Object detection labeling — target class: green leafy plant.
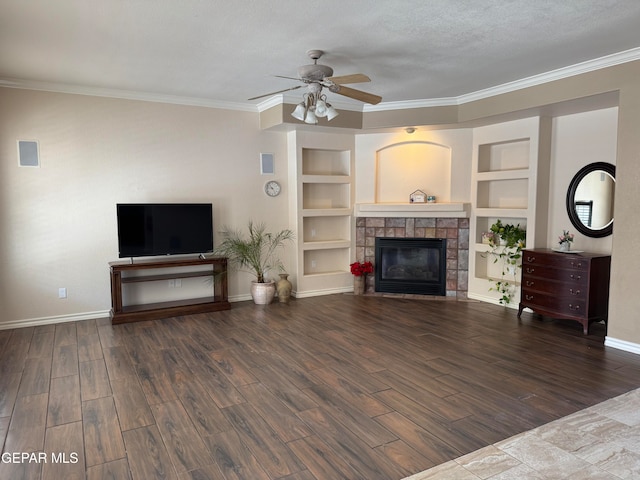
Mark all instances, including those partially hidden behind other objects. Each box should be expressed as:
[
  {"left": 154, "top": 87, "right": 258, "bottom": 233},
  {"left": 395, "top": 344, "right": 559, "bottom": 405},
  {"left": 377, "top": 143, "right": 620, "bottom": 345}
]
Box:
[
  {"left": 484, "top": 220, "right": 526, "bottom": 305},
  {"left": 214, "top": 221, "right": 294, "bottom": 283}
]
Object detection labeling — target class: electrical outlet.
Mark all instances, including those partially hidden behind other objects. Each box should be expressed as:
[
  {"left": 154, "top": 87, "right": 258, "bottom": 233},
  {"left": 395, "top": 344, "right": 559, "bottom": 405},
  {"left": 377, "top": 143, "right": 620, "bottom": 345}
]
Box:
[
  {"left": 58, "top": 287, "right": 67, "bottom": 299},
  {"left": 311, "top": 228, "right": 316, "bottom": 237},
  {"left": 175, "top": 279, "right": 181, "bottom": 288},
  {"left": 168, "top": 279, "right": 175, "bottom": 288},
  {"left": 311, "top": 260, "right": 317, "bottom": 269}
]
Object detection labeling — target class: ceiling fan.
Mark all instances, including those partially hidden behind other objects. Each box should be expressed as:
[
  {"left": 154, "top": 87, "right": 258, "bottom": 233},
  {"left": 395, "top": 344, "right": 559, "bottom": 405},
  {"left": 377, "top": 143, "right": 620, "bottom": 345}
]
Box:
[{"left": 248, "top": 50, "right": 382, "bottom": 124}]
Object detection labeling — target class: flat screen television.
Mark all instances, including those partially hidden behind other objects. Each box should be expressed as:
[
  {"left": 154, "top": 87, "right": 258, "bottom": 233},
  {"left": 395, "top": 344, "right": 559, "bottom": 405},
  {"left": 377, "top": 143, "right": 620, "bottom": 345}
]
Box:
[{"left": 117, "top": 203, "right": 213, "bottom": 258}]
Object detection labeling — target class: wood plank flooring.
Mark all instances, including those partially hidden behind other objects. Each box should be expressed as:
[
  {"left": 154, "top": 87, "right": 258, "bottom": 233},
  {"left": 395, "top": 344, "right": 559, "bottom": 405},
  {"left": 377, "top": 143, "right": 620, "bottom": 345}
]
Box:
[{"left": 2, "top": 294, "right": 640, "bottom": 479}]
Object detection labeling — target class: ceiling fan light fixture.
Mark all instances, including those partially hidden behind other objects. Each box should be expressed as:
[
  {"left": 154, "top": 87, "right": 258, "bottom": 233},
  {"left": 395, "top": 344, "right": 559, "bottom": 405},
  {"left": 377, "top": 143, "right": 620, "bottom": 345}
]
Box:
[
  {"left": 315, "top": 98, "right": 328, "bottom": 118},
  {"left": 291, "top": 102, "right": 306, "bottom": 121},
  {"left": 304, "top": 109, "right": 318, "bottom": 124},
  {"left": 325, "top": 104, "right": 339, "bottom": 121}
]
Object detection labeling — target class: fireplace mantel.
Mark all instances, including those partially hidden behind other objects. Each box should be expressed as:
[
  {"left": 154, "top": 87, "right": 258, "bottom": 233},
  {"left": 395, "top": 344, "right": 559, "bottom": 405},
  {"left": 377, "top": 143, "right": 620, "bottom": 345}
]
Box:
[{"left": 355, "top": 202, "right": 469, "bottom": 218}]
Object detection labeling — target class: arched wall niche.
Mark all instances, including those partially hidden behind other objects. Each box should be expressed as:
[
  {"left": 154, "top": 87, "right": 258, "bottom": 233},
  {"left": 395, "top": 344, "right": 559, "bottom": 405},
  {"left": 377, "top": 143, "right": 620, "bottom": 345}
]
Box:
[{"left": 375, "top": 141, "right": 452, "bottom": 203}]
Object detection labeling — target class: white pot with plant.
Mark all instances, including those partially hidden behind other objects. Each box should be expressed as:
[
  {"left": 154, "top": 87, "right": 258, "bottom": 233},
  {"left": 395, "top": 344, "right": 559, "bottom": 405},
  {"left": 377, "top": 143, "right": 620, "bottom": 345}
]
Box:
[{"left": 214, "top": 221, "right": 294, "bottom": 304}]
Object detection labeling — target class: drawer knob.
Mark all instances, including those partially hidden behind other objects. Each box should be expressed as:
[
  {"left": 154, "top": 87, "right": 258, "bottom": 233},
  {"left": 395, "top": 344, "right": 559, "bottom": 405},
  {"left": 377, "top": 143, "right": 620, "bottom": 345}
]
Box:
[
  {"left": 526, "top": 280, "right": 535, "bottom": 287},
  {"left": 569, "top": 288, "right": 581, "bottom": 295},
  {"left": 570, "top": 261, "right": 583, "bottom": 268},
  {"left": 526, "top": 268, "right": 535, "bottom": 274},
  {"left": 570, "top": 274, "right": 582, "bottom": 281},
  {"left": 569, "top": 304, "right": 580, "bottom": 311},
  {"left": 525, "top": 294, "right": 534, "bottom": 301},
  {"left": 527, "top": 256, "right": 536, "bottom": 263}
]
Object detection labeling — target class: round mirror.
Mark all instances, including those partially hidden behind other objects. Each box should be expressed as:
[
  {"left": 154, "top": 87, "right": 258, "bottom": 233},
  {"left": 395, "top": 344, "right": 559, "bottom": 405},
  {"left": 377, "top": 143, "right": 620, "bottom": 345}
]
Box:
[{"left": 566, "top": 162, "right": 615, "bottom": 238}]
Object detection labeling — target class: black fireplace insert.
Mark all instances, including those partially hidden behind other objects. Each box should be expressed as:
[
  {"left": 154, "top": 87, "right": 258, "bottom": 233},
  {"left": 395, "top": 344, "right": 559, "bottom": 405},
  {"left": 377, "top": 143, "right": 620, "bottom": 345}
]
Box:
[{"left": 375, "top": 237, "right": 446, "bottom": 295}]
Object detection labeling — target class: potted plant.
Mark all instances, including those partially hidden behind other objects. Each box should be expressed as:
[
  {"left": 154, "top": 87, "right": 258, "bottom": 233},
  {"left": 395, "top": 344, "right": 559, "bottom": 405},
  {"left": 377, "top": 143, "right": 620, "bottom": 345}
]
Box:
[
  {"left": 214, "top": 221, "right": 294, "bottom": 304},
  {"left": 484, "top": 220, "right": 526, "bottom": 305}
]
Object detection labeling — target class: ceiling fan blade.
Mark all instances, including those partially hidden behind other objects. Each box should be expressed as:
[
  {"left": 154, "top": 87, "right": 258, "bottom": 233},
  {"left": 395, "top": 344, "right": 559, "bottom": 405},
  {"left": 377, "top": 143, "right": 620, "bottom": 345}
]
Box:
[
  {"left": 274, "top": 75, "right": 305, "bottom": 82},
  {"left": 247, "top": 85, "right": 303, "bottom": 101},
  {"left": 333, "top": 85, "right": 382, "bottom": 105},
  {"left": 325, "top": 73, "right": 371, "bottom": 84}
]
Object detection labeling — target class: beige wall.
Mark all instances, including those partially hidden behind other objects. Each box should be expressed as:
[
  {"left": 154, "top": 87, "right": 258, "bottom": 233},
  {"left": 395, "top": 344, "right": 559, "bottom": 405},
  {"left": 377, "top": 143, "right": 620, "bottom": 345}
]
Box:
[
  {"left": 355, "top": 129, "right": 473, "bottom": 204},
  {"left": 1, "top": 60, "right": 639, "bottom": 349},
  {"left": 608, "top": 82, "right": 640, "bottom": 347},
  {"left": 548, "top": 107, "right": 618, "bottom": 254},
  {"left": 0, "top": 89, "right": 291, "bottom": 324}
]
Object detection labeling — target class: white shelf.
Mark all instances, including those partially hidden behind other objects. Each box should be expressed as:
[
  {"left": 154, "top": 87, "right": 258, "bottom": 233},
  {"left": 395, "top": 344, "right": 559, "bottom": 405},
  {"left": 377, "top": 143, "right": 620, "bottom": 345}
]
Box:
[
  {"left": 302, "top": 208, "right": 353, "bottom": 217},
  {"left": 355, "top": 202, "right": 469, "bottom": 218},
  {"left": 474, "top": 208, "right": 529, "bottom": 218},
  {"left": 303, "top": 240, "right": 351, "bottom": 250},
  {"left": 476, "top": 168, "right": 529, "bottom": 182},
  {"left": 302, "top": 270, "right": 350, "bottom": 278},
  {"left": 301, "top": 174, "right": 351, "bottom": 184}
]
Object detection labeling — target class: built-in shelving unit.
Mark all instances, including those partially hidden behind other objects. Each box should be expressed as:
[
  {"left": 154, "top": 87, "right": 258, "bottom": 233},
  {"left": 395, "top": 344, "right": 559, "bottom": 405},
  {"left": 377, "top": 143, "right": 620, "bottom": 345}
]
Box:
[
  {"left": 288, "top": 132, "right": 355, "bottom": 297},
  {"left": 468, "top": 117, "right": 551, "bottom": 307}
]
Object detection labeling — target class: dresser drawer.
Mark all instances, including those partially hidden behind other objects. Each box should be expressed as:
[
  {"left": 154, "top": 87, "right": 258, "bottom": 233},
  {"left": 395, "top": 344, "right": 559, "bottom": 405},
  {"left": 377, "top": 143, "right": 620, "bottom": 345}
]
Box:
[
  {"left": 521, "top": 278, "right": 586, "bottom": 298},
  {"left": 522, "top": 264, "right": 588, "bottom": 285},
  {"left": 521, "top": 289, "right": 586, "bottom": 317},
  {"left": 522, "top": 252, "right": 589, "bottom": 271}
]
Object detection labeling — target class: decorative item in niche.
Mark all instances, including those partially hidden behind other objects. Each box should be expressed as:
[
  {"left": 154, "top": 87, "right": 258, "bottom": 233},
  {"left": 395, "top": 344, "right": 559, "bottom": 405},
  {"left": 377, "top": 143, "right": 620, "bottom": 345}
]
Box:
[
  {"left": 481, "top": 232, "right": 494, "bottom": 245},
  {"left": 410, "top": 190, "right": 426, "bottom": 203},
  {"left": 427, "top": 195, "right": 436, "bottom": 203}
]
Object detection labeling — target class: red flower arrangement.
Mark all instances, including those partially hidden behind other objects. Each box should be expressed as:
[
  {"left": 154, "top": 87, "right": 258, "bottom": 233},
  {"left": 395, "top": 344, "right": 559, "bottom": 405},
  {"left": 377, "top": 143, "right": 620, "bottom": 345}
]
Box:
[{"left": 350, "top": 261, "right": 373, "bottom": 277}]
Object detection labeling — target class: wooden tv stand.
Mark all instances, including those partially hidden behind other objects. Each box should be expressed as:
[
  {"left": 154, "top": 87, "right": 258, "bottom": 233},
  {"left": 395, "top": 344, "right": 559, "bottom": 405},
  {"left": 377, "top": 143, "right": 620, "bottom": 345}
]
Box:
[{"left": 109, "top": 256, "right": 230, "bottom": 324}]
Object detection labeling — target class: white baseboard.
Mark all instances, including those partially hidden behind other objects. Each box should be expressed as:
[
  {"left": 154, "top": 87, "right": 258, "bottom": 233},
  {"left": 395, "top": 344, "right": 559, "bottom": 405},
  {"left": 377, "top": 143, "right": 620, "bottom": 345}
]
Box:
[
  {"left": 293, "top": 286, "right": 353, "bottom": 298},
  {"left": 604, "top": 336, "right": 640, "bottom": 355},
  {"left": 228, "top": 293, "right": 253, "bottom": 302},
  {"left": 466, "top": 292, "right": 519, "bottom": 310},
  {"left": 0, "top": 310, "right": 111, "bottom": 330}
]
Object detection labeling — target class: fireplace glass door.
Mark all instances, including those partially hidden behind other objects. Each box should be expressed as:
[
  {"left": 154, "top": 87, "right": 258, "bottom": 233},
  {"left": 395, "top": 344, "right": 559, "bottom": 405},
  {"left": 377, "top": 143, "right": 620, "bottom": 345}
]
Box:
[{"left": 375, "top": 237, "right": 446, "bottom": 295}]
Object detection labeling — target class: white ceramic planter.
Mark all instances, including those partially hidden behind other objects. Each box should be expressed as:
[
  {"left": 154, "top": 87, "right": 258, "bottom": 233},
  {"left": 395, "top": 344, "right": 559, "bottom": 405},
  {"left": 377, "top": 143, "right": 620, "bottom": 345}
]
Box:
[{"left": 250, "top": 281, "right": 276, "bottom": 304}]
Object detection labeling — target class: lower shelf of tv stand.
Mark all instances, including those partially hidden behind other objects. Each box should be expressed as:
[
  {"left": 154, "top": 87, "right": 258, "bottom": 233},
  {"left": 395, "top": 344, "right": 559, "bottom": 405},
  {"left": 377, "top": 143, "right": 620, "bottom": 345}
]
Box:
[{"left": 111, "top": 296, "right": 231, "bottom": 324}]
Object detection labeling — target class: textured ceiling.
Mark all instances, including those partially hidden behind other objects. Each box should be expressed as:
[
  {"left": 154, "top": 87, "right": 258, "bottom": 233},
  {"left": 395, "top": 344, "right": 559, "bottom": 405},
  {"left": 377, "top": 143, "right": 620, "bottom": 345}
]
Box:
[{"left": 2, "top": 0, "right": 640, "bottom": 109}]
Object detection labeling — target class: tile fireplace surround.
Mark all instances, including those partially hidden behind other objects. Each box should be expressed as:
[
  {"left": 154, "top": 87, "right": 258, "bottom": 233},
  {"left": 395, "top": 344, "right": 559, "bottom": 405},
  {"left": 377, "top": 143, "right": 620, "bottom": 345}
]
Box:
[{"left": 355, "top": 217, "right": 469, "bottom": 298}]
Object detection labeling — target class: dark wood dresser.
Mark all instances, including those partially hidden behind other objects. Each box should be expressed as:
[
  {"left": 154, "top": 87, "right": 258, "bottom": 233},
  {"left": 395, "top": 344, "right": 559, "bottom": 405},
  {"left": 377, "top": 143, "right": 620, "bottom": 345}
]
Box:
[{"left": 518, "top": 249, "right": 611, "bottom": 334}]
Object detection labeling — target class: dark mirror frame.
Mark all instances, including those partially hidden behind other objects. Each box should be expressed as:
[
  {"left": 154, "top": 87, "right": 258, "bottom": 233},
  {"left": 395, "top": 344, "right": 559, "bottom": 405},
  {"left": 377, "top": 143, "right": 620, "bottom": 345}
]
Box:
[{"left": 566, "top": 161, "right": 615, "bottom": 238}]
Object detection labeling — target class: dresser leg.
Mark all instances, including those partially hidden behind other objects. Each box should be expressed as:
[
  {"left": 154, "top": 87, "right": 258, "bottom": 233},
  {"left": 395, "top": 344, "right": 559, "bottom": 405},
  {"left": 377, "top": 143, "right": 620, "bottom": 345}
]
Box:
[{"left": 517, "top": 304, "right": 524, "bottom": 318}]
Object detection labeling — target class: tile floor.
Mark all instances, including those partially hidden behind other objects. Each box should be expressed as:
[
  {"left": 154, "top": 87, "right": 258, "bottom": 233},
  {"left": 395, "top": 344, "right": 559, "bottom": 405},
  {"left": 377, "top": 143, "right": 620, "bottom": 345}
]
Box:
[{"left": 404, "top": 387, "right": 640, "bottom": 479}]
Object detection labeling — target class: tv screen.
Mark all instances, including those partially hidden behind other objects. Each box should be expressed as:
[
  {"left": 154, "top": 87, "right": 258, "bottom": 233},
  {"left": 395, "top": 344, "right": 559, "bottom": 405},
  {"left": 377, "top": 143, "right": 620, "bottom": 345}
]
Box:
[{"left": 117, "top": 203, "right": 213, "bottom": 258}]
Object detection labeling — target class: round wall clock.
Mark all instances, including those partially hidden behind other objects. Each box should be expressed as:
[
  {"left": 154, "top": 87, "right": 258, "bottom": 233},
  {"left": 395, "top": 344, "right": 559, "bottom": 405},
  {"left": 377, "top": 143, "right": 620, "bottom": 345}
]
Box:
[{"left": 264, "top": 180, "right": 281, "bottom": 197}]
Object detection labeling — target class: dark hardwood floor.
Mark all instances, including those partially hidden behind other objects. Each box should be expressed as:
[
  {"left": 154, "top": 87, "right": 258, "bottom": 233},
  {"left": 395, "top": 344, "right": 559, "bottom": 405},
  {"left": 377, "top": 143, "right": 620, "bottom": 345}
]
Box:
[{"left": 2, "top": 294, "right": 640, "bottom": 480}]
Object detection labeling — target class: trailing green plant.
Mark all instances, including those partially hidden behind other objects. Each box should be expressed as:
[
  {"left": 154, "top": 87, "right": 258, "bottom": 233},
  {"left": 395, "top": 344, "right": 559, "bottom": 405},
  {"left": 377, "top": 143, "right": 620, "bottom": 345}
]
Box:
[
  {"left": 483, "top": 220, "right": 526, "bottom": 305},
  {"left": 214, "top": 221, "right": 294, "bottom": 283}
]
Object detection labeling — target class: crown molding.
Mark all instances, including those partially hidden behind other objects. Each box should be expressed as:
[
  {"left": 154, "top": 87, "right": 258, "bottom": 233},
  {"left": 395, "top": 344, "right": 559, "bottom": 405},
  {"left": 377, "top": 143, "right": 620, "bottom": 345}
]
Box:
[
  {"left": 364, "top": 46, "right": 640, "bottom": 112},
  {"left": 0, "top": 78, "right": 258, "bottom": 112},
  {"left": 363, "top": 96, "right": 459, "bottom": 112},
  {"left": 3, "top": 47, "right": 640, "bottom": 113},
  {"left": 456, "top": 46, "right": 640, "bottom": 105}
]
